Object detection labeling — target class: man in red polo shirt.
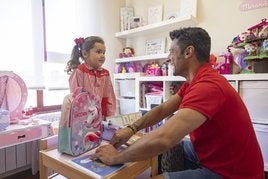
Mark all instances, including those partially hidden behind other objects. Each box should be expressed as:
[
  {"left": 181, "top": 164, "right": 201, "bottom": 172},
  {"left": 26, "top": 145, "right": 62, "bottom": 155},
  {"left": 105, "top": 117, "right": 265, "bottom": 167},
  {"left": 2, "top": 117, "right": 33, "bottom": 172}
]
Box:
[{"left": 94, "top": 27, "right": 264, "bottom": 179}]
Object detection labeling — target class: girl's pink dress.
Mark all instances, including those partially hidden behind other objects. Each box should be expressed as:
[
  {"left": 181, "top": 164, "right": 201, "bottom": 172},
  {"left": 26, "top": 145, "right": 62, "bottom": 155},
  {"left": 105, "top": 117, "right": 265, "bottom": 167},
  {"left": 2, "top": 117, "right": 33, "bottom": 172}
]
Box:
[{"left": 69, "top": 63, "right": 116, "bottom": 118}]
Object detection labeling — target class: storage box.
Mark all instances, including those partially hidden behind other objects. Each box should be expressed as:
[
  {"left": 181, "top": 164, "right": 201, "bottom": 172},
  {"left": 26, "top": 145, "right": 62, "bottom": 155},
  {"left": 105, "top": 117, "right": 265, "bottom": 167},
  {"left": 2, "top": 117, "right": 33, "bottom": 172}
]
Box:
[
  {"left": 145, "top": 92, "right": 163, "bottom": 109},
  {"left": 118, "top": 98, "right": 136, "bottom": 114},
  {"left": 239, "top": 81, "right": 268, "bottom": 122},
  {"left": 253, "top": 123, "right": 268, "bottom": 171},
  {"left": 119, "top": 80, "right": 135, "bottom": 97}
]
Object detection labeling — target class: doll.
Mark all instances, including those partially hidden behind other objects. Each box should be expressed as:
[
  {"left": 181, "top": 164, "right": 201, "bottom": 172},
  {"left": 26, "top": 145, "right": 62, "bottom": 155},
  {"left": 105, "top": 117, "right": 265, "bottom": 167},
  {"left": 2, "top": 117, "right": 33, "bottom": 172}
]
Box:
[{"left": 119, "top": 47, "right": 135, "bottom": 58}]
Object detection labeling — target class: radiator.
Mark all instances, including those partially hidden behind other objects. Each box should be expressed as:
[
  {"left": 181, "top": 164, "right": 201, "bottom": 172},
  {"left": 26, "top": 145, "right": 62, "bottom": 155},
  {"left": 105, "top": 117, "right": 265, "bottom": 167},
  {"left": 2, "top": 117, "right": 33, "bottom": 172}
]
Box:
[{"left": 0, "top": 141, "right": 37, "bottom": 178}]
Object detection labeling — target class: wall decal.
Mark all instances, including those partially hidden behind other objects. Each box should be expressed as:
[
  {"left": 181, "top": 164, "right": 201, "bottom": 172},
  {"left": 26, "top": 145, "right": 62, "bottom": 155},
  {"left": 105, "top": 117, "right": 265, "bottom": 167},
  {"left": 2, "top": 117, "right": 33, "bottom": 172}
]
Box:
[{"left": 240, "top": 0, "right": 268, "bottom": 11}]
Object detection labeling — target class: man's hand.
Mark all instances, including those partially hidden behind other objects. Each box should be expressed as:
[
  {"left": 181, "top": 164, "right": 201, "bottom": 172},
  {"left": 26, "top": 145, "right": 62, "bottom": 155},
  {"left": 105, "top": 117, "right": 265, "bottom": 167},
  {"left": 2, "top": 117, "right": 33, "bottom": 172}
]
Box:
[
  {"left": 93, "top": 144, "right": 120, "bottom": 165},
  {"left": 110, "top": 127, "right": 133, "bottom": 148}
]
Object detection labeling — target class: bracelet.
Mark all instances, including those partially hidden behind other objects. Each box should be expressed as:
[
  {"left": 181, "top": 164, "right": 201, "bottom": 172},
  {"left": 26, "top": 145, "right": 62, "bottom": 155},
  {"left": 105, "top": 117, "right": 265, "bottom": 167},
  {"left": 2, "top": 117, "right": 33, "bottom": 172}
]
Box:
[{"left": 126, "top": 125, "right": 137, "bottom": 134}]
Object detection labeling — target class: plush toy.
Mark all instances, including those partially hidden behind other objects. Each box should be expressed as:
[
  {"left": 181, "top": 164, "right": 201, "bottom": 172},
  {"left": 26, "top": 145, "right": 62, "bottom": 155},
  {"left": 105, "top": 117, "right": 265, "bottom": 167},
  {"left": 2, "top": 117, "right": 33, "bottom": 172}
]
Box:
[
  {"left": 244, "top": 42, "right": 258, "bottom": 56},
  {"left": 119, "top": 47, "right": 135, "bottom": 58},
  {"left": 258, "top": 24, "right": 268, "bottom": 39},
  {"left": 260, "top": 39, "right": 268, "bottom": 55}
]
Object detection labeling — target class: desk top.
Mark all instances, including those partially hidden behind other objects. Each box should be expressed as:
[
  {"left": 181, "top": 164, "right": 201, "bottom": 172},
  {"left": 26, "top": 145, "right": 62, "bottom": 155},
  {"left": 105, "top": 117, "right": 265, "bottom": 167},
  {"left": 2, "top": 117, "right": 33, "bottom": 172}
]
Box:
[
  {"left": 0, "top": 118, "right": 51, "bottom": 134},
  {"left": 40, "top": 141, "right": 152, "bottom": 179}
]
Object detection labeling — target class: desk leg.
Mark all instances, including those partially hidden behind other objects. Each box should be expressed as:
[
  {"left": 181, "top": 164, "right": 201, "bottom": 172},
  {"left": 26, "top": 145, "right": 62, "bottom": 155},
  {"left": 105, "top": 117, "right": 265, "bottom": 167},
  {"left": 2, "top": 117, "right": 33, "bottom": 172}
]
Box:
[
  {"left": 39, "top": 152, "right": 48, "bottom": 179},
  {"left": 151, "top": 156, "right": 158, "bottom": 177}
]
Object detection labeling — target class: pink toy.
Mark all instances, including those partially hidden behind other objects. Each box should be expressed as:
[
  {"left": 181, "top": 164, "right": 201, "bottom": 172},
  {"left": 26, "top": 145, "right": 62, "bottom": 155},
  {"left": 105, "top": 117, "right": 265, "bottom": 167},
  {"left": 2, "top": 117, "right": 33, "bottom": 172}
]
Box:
[
  {"left": 248, "top": 18, "right": 268, "bottom": 38},
  {"left": 217, "top": 47, "right": 233, "bottom": 74},
  {"left": 145, "top": 63, "right": 161, "bottom": 76}
]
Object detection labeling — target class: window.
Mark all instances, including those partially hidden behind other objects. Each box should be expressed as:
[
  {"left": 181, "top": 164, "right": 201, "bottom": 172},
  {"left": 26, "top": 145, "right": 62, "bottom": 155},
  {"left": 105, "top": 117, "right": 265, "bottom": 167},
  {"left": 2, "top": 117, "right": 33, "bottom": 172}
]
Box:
[{"left": 0, "top": 0, "right": 102, "bottom": 113}]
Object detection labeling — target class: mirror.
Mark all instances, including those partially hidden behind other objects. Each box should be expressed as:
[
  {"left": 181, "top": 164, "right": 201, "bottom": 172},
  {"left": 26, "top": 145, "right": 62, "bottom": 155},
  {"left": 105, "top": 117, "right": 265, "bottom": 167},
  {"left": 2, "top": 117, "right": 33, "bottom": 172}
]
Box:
[{"left": 0, "top": 71, "right": 27, "bottom": 123}]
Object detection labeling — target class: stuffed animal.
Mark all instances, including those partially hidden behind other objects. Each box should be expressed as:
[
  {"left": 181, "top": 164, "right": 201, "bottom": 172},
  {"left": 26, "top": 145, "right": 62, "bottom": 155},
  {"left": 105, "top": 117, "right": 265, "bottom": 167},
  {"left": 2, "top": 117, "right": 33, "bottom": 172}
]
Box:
[
  {"left": 244, "top": 43, "right": 258, "bottom": 56},
  {"left": 119, "top": 47, "right": 135, "bottom": 58},
  {"left": 260, "top": 39, "right": 268, "bottom": 55},
  {"left": 258, "top": 25, "right": 268, "bottom": 39}
]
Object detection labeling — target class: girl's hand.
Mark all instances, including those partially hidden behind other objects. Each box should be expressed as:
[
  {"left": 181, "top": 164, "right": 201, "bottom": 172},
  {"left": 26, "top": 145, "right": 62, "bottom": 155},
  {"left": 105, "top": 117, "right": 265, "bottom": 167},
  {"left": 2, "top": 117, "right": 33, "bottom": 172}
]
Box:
[{"left": 110, "top": 127, "right": 133, "bottom": 148}]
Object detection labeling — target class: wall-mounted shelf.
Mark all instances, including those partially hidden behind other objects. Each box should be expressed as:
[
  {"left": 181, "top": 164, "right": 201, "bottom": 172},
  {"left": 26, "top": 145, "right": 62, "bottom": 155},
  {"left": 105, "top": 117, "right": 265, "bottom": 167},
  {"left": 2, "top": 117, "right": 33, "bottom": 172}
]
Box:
[
  {"left": 115, "top": 53, "right": 169, "bottom": 63},
  {"left": 115, "top": 15, "right": 197, "bottom": 39},
  {"left": 114, "top": 72, "right": 145, "bottom": 79},
  {"left": 138, "top": 75, "right": 186, "bottom": 82},
  {"left": 223, "top": 73, "right": 268, "bottom": 81}
]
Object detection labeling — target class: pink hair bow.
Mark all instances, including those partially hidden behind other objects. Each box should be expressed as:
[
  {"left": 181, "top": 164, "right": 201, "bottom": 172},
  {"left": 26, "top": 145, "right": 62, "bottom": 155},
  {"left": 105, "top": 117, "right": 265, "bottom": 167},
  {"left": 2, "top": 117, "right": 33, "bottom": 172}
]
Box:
[{"left": 74, "top": 37, "right": 85, "bottom": 46}]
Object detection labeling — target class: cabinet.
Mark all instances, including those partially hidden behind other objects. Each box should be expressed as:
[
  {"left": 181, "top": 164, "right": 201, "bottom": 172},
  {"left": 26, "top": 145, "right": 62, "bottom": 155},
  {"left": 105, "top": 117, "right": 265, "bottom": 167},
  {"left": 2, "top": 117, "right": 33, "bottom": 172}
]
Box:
[{"left": 114, "top": 15, "right": 197, "bottom": 114}]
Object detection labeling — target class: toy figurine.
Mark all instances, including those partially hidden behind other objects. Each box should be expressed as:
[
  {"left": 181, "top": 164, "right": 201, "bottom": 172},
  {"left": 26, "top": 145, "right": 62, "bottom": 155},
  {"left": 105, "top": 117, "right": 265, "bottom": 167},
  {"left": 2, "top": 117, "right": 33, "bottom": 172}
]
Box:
[
  {"left": 217, "top": 47, "right": 233, "bottom": 74},
  {"left": 161, "top": 63, "right": 168, "bottom": 76}
]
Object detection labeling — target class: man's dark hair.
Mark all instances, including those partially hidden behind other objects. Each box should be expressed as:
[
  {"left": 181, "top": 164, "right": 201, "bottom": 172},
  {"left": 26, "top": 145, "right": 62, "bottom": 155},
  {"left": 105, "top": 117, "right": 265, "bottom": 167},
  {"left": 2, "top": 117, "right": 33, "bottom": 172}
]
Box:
[{"left": 170, "top": 27, "right": 211, "bottom": 62}]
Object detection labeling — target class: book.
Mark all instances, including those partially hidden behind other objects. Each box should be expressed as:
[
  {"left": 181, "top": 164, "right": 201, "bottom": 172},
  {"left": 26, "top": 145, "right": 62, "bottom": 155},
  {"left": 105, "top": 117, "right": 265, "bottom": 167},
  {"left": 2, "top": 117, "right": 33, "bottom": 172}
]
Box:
[{"left": 70, "top": 154, "right": 125, "bottom": 179}]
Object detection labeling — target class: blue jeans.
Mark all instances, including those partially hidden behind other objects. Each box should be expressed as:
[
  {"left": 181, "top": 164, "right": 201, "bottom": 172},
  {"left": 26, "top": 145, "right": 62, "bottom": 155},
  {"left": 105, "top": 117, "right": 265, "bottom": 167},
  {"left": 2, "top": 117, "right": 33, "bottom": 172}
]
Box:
[{"left": 163, "top": 139, "right": 221, "bottom": 179}]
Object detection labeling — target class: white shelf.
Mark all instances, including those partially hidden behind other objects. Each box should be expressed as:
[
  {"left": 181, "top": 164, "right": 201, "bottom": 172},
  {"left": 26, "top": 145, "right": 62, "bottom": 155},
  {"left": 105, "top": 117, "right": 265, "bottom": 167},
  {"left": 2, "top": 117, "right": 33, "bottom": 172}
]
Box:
[
  {"left": 114, "top": 72, "right": 145, "bottom": 79},
  {"left": 136, "top": 73, "right": 268, "bottom": 82},
  {"left": 115, "top": 53, "right": 169, "bottom": 63},
  {"left": 115, "top": 15, "right": 197, "bottom": 39},
  {"left": 138, "top": 75, "right": 186, "bottom": 82},
  {"left": 223, "top": 73, "right": 268, "bottom": 81}
]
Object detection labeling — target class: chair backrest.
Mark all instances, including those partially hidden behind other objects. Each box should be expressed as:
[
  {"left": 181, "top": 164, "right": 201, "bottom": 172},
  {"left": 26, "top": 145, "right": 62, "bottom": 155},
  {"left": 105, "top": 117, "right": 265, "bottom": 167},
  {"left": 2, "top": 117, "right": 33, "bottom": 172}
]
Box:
[
  {"left": 40, "top": 135, "right": 67, "bottom": 179},
  {"left": 40, "top": 135, "right": 58, "bottom": 150}
]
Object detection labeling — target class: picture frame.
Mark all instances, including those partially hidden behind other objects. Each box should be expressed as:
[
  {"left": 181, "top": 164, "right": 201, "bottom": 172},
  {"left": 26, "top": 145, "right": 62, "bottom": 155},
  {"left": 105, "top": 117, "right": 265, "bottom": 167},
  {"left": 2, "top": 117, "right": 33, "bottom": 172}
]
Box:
[
  {"left": 145, "top": 38, "right": 166, "bottom": 55},
  {"left": 164, "top": 11, "right": 179, "bottom": 20},
  {"left": 180, "top": 0, "right": 197, "bottom": 17},
  {"left": 120, "top": 7, "right": 134, "bottom": 31},
  {"left": 129, "top": 16, "right": 142, "bottom": 29},
  {"left": 148, "top": 5, "right": 163, "bottom": 24}
]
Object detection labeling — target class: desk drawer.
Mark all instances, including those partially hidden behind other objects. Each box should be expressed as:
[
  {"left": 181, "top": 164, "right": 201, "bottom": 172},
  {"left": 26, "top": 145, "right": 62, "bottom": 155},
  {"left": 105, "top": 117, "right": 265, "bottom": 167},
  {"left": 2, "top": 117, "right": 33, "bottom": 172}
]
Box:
[{"left": 0, "top": 127, "right": 42, "bottom": 148}]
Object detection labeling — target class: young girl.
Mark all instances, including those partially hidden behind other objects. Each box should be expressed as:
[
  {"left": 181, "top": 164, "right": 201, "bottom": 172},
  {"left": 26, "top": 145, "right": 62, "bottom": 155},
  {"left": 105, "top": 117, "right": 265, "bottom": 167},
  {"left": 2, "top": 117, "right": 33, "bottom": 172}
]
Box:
[{"left": 65, "top": 36, "right": 116, "bottom": 119}]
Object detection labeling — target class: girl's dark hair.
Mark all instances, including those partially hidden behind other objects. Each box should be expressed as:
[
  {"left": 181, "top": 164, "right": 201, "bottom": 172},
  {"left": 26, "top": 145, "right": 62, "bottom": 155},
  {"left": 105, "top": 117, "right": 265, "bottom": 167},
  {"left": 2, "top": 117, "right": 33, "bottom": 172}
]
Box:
[
  {"left": 170, "top": 27, "right": 211, "bottom": 63},
  {"left": 65, "top": 36, "right": 105, "bottom": 74}
]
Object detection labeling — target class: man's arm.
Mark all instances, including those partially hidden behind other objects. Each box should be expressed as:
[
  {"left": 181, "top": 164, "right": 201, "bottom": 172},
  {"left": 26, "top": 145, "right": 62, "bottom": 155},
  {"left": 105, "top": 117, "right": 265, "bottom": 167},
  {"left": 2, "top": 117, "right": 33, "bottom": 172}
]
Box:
[
  {"left": 133, "top": 94, "right": 181, "bottom": 131},
  {"left": 95, "top": 107, "right": 207, "bottom": 165}
]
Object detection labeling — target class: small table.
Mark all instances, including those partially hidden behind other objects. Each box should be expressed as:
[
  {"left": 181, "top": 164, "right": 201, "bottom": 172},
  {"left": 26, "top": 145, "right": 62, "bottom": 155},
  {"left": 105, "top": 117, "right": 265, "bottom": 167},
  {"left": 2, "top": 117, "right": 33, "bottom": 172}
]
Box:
[{"left": 39, "top": 143, "right": 158, "bottom": 179}]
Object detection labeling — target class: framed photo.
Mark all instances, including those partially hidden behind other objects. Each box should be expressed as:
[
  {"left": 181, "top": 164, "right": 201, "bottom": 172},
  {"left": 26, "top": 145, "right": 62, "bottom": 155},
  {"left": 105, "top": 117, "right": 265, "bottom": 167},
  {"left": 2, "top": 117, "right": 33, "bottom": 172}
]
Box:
[
  {"left": 120, "top": 7, "right": 134, "bottom": 31},
  {"left": 129, "top": 16, "right": 142, "bottom": 29},
  {"left": 145, "top": 38, "right": 166, "bottom": 55},
  {"left": 164, "top": 11, "right": 179, "bottom": 20},
  {"left": 180, "top": 0, "right": 197, "bottom": 17},
  {"left": 148, "top": 5, "right": 163, "bottom": 24}
]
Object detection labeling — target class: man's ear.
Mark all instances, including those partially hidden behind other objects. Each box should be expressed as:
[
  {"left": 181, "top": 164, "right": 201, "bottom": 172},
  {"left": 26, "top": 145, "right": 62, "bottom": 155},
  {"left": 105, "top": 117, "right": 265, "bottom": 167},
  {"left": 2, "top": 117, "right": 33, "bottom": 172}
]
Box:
[{"left": 184, "top": 46, "right": 194, "bottom": 57}]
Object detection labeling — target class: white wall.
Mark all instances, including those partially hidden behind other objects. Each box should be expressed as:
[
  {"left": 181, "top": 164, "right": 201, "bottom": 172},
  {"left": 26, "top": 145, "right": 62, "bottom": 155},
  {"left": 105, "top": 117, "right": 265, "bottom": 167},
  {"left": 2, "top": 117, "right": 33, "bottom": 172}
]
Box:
[
  {"left": 114, "top": 0, "right": 268, "bottom": 55},
  {"left": 197, "top": 0, "right": 268, "bottom": 54}
]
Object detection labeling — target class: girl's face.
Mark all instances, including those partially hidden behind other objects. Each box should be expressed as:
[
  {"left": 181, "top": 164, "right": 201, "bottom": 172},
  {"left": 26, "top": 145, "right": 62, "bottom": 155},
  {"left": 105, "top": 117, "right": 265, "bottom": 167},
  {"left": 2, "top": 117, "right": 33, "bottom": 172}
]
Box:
[{"left": 83, "top": 42, "right": 106, "bottom": 69}]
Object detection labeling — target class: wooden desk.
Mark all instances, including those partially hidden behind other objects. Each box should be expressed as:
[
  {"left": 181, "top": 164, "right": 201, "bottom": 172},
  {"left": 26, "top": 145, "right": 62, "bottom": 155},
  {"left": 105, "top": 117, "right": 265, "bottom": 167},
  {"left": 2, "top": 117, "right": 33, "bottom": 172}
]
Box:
[{"left": 40, "top": 145, "right": 158, "bottom": 179}]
